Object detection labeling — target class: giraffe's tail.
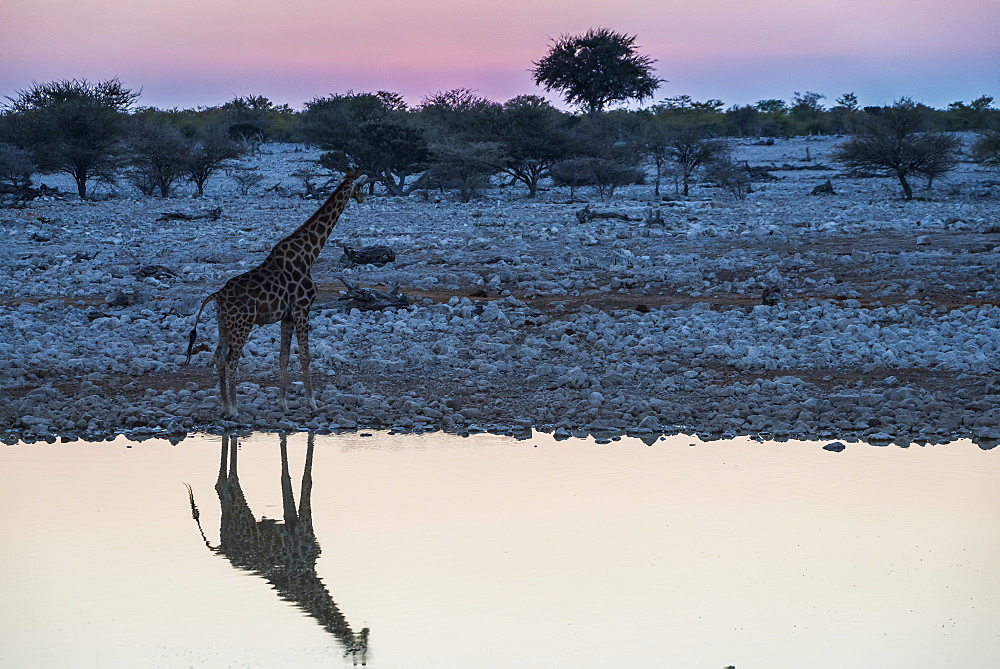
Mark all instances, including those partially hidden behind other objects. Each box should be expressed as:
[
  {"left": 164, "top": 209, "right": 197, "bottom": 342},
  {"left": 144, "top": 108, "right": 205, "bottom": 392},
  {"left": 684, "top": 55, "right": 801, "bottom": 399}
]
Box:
[{"left": 185, "top": 294, "right": 216, "bottom": 365}]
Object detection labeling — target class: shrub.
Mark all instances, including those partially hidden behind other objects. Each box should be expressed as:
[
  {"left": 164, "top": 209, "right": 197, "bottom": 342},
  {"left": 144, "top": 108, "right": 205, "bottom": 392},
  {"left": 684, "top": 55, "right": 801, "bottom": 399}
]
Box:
[
  {"left": 705, "top": 159, "right": 752, "bottom": 200},
  {"left": 424, "top": 140, "right": 502, "bottom": 202},
  {"left": 126, "top": 119, "right": 191, "bottom": 197},
  {"left": 834, "top": 98, "right": 961, "bottom": 199},
  {"left": 971, "top": 130, "right": 1000, "bottom": 172},
  {"left": 0, "top": 142, "right": 36, "bottom": 188},
  {"left": 645, "top": 122, "right": 730, "bottom": 197},
  {"left": 187, "top": 124, "right": 243, "bottom": 196},
  {"left": 230, "top": 167, "right": 265, "bottom": 196},
  {"left": 550, "top": 156, "right": 642, "bottom": 201}
]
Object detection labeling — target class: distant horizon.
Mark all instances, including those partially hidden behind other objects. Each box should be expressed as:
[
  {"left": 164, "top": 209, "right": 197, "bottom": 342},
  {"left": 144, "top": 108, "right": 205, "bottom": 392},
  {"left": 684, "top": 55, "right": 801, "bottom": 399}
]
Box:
[
  {"left": 2, "top": 0, "right": 996, "bottom": 113},
  {"left": 2, "top": 73, "right": 992, "bottom": 115}
]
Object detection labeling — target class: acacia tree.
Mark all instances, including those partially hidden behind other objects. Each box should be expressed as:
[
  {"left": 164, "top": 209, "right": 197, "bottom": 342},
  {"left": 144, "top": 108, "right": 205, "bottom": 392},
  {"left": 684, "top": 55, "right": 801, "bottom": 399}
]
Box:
[
  {"left": 531, "top": 28, "right": 662, "bottom": 117},
  {"left": 788, "top": 91, "right": 828, "bottom": 134},
  {"left": 418, "top": 89, "right": 497, "bottom": 136},
  {"left": 481, "top": 95, "right": 574, "bottom": 197},
  {"left": 417, "top": 89, "right": 501, "bottom": 200},
  {"left": 549, "top": 119, "right": 643, "bottom": 201},
  {"left": 319, "top": 121, "right": 431, "bottom": 196},
  {"left": 300, "top": 90, "right": 407, "bottom": 150},
  {"left": 946, "top": 96, "right": 996, "bottom": 131},
  {"left": 302, "top": 91, "right": 429, "bottom": 195},
  {"left": 5, "top": 78, "right": 138, "bottom": 197},
  {"left": 219, "top": 95, "right": 281, "bottom": 148},
  {"left": 834, "top": 98, "right": 961, "bottom": 200},
  {"left": 754, "top": 99, "right": 789, "bottom": 136},
  {"left": 423, "top": 139, "right": 503, "bottom": 202},
  {"left": 829, "top": 93, "right": 860, "bottom": 134},
  {"left": 725, "top": 105, "right": 759, "bottom": 137}
]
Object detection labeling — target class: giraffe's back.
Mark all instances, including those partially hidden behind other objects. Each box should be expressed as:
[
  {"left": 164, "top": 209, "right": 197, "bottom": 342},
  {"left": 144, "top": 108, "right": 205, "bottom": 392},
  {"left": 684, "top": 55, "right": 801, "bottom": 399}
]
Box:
[{"left": 216, "top": 264, "right": 315, "bottom": 326}]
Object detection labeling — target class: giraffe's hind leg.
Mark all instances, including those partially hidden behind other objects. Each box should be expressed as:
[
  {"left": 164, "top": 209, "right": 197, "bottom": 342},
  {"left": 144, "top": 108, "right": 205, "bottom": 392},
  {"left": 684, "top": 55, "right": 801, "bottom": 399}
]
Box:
[
  {"left": 214, "top": 321, "right": 233, "bottom": 419},
  {"left": 293, "top": 314, "right": 318, "bottom": 412},
  {"left": 216, "top": 358, "right": 232, "bottom": 418},
  {"left": 218, "top": 321, "right": 251, "bottom": 420}
]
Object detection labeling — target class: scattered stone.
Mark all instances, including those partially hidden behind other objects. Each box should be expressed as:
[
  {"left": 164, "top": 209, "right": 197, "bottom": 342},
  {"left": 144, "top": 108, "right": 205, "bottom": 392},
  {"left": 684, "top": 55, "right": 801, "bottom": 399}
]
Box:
[
  {"left": 810, "top": 179, "right": 836, "bottom": 195},
  {"left": 1, "top": 140, "right": 996, "bottom": 446},
  {"left": 341, "top": 245, "right": 396, "bottom": 266},
  {"left": 761, "top": 286, "right": 783, "bottom": 306},
  {"left": 105, "top": 288, "right": 136, "bottom": 307}
]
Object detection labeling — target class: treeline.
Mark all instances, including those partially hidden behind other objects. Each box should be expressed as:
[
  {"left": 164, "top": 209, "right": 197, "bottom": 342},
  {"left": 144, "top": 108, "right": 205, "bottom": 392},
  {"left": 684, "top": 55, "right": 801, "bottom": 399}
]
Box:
[
  {"left": 133, "top": 90, "right": 1000, "bottom": 147},
  {"left": 141, "top": 90, "right": 1000, "bottom": 143},
  {"left": 1, "top": 77, "right": 998, "bottom": 202}
]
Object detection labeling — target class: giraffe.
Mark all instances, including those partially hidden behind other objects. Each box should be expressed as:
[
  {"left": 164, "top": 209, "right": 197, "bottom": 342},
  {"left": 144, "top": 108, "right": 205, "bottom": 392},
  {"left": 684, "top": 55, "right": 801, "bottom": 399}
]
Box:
[
  {"left": 185, "top": 432, "right": 370, "bottom": 665},
  {"left": 186, "top": 169, "right": 367, "bottom": 419}
]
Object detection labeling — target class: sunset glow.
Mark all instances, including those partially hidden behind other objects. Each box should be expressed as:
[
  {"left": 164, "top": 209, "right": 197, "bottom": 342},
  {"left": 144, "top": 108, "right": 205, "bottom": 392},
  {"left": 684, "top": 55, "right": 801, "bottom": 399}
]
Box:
[{"left": 2, "top": 0, "right": 996, "bottom": 109}]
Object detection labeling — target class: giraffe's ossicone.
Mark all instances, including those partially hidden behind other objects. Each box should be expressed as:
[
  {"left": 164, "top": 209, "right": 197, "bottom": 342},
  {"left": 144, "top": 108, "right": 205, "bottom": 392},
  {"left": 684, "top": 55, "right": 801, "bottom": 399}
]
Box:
[{"left": 186, "top": 170, "right": 367, "bottom": 420}]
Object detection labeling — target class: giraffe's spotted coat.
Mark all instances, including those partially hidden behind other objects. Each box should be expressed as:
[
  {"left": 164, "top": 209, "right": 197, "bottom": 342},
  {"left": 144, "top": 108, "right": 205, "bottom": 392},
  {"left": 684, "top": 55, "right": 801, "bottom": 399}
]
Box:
[{"left": 187, "top": 170, "right": 367, "bottom": 419}]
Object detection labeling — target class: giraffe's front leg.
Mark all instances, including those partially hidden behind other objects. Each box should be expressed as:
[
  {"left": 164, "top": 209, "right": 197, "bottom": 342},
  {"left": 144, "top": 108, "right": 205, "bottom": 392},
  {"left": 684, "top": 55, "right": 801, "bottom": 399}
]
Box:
[{"left": 278, "top": 319, "right": 294, "bottom": 412}]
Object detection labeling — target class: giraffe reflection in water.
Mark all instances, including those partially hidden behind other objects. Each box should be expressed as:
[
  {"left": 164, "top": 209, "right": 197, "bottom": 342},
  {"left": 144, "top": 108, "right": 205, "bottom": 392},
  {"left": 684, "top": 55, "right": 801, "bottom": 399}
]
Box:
[{"left": 186, "top": 432, "right": 369, "bottom": 665}]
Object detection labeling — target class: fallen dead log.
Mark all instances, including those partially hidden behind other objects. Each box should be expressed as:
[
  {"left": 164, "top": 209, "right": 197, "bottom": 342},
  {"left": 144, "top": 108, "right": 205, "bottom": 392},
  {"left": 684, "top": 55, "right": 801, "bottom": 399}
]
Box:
[
  {"left": 0, "top": 183, "right": 60, "bottom": 203},
  {"left": 743, "top": 162, "right": 779, "bottom": 181},
  {"left": 135, "top": 265, "right": 178, "bottom": 280},
  {"left": 157, "top": 207, "right": 222, "bottom": 222},
  {"left": 575, "top": 205, "right": 641, "bottom": 224},
  {"left": 341, "top": 245, "right": 396, "bottom": 266},
  {"left": 337, "top": 278, "right": 409, "bottom": 310},
  {"left": 773, "top": 163, "right": 834, "bottom": 171}
]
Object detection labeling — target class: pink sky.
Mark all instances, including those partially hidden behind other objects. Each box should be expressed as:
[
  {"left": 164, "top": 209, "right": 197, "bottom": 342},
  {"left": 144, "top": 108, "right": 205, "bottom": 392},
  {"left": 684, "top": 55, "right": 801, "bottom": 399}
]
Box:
[{"left": 2, "top": 0, "right": 996, "bottom": 111}]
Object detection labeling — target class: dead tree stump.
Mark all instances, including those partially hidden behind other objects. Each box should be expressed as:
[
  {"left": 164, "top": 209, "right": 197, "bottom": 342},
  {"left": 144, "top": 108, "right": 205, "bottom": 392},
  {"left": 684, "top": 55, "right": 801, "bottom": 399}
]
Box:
[
  {"left": 157, "top": 207, "right": 222, "bottom": 221},
  {"left": 337, "top": 278, "right": 409, "bottom": 310}
]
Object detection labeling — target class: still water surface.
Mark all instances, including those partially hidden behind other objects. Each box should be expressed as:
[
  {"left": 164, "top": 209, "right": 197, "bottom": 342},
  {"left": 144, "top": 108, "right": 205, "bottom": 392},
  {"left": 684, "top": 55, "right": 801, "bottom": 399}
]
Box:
[{"left": 1, "top": 432, "right": 998, "bottom": 668}]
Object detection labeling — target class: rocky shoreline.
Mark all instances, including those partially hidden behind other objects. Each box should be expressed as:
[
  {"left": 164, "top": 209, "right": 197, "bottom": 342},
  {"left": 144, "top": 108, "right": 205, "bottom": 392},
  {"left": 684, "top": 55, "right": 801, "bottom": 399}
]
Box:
[{"left": 2, "top": 138, "right": 998, "bottom": 447}]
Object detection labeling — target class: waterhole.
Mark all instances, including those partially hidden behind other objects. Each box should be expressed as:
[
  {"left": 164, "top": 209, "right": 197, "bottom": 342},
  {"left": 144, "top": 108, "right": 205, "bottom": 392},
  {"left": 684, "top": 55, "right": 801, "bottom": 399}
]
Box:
[{"left": 2, "top": 432, "right": 998, "bottom": 668}]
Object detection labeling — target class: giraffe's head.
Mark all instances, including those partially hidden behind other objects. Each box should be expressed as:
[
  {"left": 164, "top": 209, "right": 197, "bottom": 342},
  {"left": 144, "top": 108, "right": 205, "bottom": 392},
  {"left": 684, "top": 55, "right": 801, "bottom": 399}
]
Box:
[{"left": 348, "top": 172, "right": 368, "bottom": 204}]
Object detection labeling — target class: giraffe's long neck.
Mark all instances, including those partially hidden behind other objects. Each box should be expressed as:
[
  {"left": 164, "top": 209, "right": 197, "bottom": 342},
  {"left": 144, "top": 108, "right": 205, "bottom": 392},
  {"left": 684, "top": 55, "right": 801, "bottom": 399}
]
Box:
[{"left": 268, "top": 175, "right": 356, "bottom": 269}]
